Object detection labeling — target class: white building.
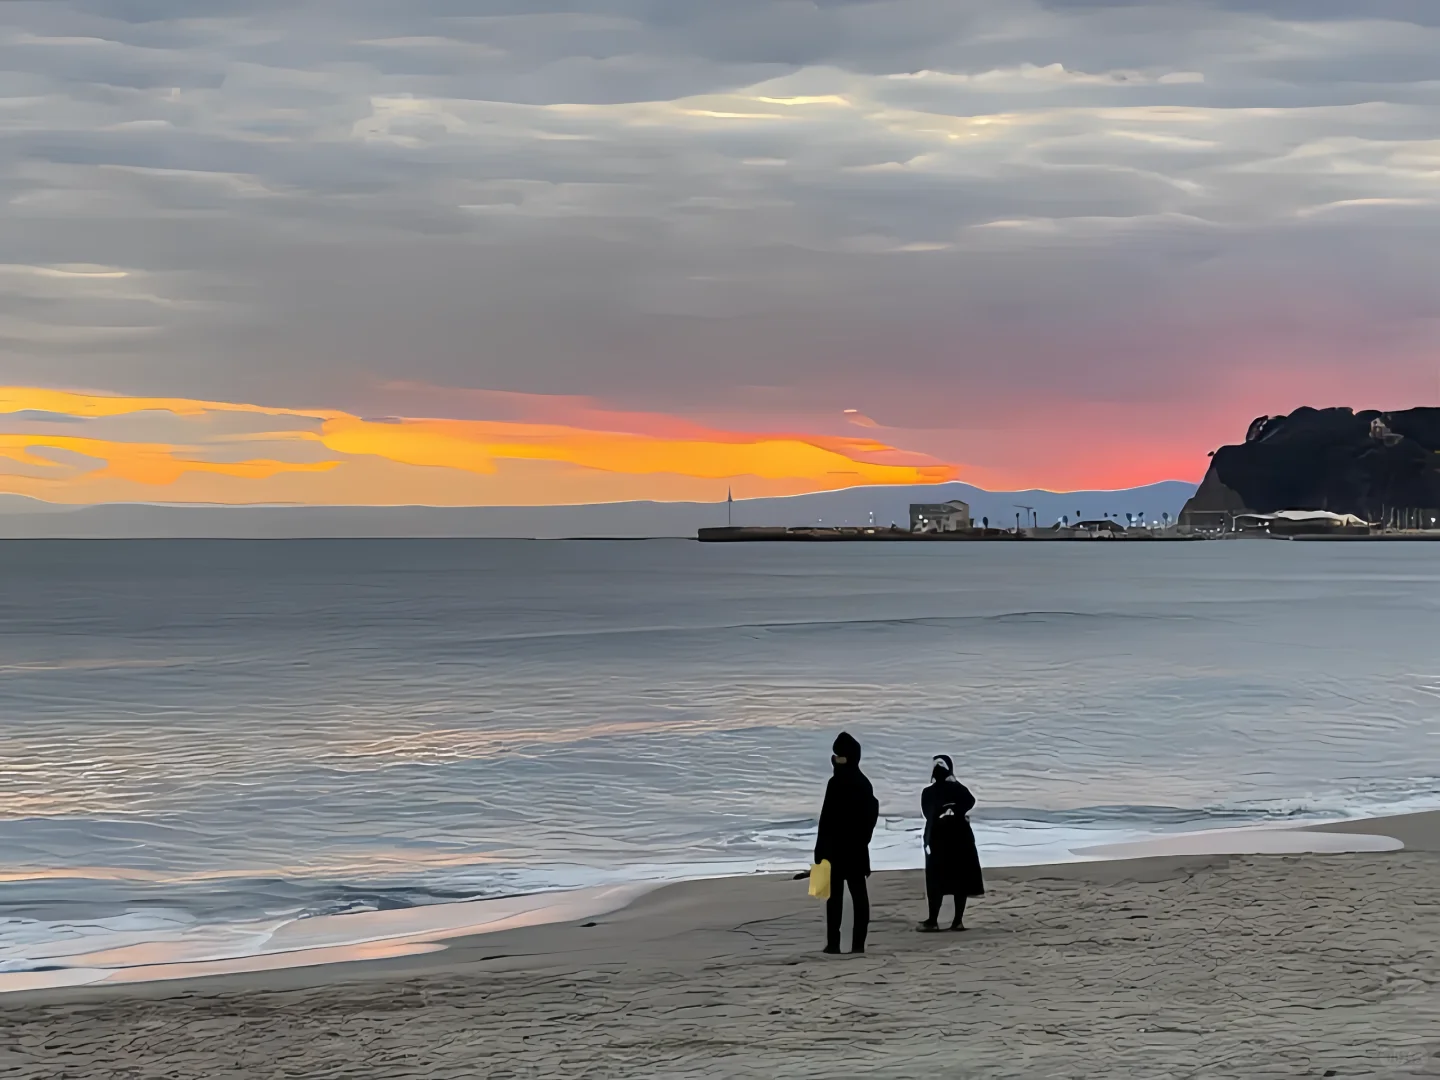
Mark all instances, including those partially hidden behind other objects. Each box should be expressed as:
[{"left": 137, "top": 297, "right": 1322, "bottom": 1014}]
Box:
[
  {"left": 910, "top": 500, "right": 971, "bottom": 533},
  {"left": 1233, "top": 510, "right": 1371, "bottom": 534}
]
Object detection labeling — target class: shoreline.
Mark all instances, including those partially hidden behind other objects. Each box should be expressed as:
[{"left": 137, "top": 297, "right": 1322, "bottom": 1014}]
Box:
[
  {"left": 697, "top": 527, "right": 1440, "bottom": 542},
  {"left": 8, "top": 808, "right": 1435, "bottom": 1005},
  {"left": 5, "top": 811, "right": 1436, "bottom": 1078},
  {"left": 6, "top": 800, "right": 1434, "bottom": 996}
]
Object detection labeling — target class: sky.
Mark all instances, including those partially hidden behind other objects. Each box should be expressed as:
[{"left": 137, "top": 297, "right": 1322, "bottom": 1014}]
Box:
[{"left": 2, "top": 0, "right": 1439, "bottom": 505}]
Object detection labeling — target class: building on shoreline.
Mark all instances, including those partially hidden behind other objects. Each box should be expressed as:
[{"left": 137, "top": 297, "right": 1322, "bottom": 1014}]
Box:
[
  {"left": 1072, "top": 519, "right": 1128, "bottom": 535},
  {"left": 1233, "top": 510, "right": 1372, "bottom": 536},
  {"left": 909, "top": 500, "right": 971, "bottom": 533}
]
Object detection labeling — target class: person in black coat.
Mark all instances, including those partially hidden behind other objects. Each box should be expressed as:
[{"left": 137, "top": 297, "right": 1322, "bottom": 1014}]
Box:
[
  {"left": 814, "top": 731, "right": 880, "bottom": 954},
  {"left": 918, "top": 755, "right": 984, "bottom": 932}
]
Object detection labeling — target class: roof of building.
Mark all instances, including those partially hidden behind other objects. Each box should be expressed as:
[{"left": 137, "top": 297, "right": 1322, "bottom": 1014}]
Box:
[{"left": 1235, "top": 510, "right": 1370, "bottom": 527}]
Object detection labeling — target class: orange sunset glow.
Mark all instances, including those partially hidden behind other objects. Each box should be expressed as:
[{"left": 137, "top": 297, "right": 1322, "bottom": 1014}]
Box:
[{"left": 0, "top": 387, "right": 960, "bottom": 506}]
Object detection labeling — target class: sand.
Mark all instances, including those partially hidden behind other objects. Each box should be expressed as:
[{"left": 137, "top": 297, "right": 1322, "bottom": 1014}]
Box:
[{"left": 1, "top": 812, "right": 1436, "bottom": 1079}]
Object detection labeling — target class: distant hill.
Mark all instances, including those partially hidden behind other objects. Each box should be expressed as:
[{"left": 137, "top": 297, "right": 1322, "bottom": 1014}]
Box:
[
  {"left": 0, "top": 481, "right": 1196, "bottom": 538},
  {"left": 0, "top": 494, "right": 64, "bottom": 514},
  {"left": 1180, "top": 407, "right": 1440, "bottom": 528}
]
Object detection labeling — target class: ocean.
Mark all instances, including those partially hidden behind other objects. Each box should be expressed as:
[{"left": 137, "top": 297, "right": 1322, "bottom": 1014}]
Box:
[{"left": 0, "top": 538, "right": 1436, "bottom": 980}]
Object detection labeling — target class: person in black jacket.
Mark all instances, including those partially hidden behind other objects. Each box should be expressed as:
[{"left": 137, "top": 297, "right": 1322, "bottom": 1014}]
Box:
[
  {"left": 918, "top": 754, "right": 984, "bottom": 932},
  {"left": 814, "top": 731, "right": 880, "bottom": 954}
]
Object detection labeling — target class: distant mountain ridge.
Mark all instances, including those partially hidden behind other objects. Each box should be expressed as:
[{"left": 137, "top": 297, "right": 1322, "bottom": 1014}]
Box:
[
  {"left": 0, "top": 481, "right": 1197, "bottom": 538},
  {"left": 0, "top": 494, "right": 61, "bottom": 514}
]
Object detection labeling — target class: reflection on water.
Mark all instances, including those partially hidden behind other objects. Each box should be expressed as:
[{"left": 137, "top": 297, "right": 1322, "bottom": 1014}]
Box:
[{"left": 0, "top": 539, "right": 1436, "bottom": 975}]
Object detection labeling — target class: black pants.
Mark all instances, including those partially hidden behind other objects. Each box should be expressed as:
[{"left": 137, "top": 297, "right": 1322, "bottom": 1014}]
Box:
[
  {"left": 926, "top": 865, "right": 967, "bottom": 927},
  {"left": 825, "top": 870, "right": 869, "bottom": 952}
]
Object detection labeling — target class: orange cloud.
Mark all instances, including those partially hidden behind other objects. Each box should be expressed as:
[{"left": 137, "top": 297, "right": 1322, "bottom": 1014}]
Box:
[
  {"left": 0, "top": 386, "right": 958, "bottom": 506},
  {"left": 0, "top": 386, "right": 326, "bottom": 423},
  {"left": 0, "top": 434, "right": 339, "bottom": 487}
]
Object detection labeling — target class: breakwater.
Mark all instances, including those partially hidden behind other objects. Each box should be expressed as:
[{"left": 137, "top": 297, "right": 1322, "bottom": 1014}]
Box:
[{"left": 697, "top": 527, "right": 1200, "bottom": 542}]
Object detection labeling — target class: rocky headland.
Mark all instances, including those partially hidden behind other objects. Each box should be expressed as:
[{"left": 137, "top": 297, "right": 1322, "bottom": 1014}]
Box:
[{"left": 1180, "top": 406, "right": 1440, "bottom": 528}]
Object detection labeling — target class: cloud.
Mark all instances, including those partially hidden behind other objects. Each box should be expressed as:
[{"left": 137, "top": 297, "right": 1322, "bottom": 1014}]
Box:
[
  {"left": 0, "top": 386, "right": 958, "bottom": 504},
  {"left": 0, "top": 1, "right": 1438, "bottom": 494}
]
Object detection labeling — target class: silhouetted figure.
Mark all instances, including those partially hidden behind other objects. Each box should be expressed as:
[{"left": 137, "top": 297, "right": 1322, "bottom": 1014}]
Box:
[
  {"left": 815, "top": 731, "right": 879, "bottom": 954},
  {"left": 918, "top": 755, "right": 984, "bottom": 931}
]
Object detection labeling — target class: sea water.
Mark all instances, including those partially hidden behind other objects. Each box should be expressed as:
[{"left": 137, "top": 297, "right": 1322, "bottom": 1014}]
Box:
[{"left": 0, "top": 538, "right": 1435, "bottom": 981}]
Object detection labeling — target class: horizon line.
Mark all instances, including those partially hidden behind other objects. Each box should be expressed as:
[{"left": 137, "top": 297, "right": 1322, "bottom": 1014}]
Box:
[{"left": 0, "top": 478, "right": 1200, "bottom": 512}]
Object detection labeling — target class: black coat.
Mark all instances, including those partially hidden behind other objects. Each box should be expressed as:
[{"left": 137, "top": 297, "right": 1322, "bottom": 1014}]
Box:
[
  {"left": 815, "top": 764, "right": 880, "bottom": 876},
  {"left": 922, "top": 778, "right": 984, "bottom": 897}
]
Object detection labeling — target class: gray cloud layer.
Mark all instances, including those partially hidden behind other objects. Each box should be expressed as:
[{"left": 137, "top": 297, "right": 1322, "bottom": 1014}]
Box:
[{"left": 2, "top": 0, "right": 1438, "bottom": 439}]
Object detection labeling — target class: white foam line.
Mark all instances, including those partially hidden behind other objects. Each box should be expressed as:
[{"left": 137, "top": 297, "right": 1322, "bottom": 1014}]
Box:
[
  {"left": 0, "top": 882, "right": 654, "bottom": 994},
  {"left": 1072, "top": 818, "right": 1405, "bottom": 859},
  {"left": 2, "top": 810, "right": 1431, "bottom": 994}
]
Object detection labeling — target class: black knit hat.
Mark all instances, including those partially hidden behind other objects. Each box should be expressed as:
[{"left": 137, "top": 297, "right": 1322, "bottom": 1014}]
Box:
[{"left": 832, "top": 731, "right": 862, "bottom": 763}]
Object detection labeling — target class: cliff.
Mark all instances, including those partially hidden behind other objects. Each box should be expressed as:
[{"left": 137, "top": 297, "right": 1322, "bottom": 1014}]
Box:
[{"left": 1180, "top": 406, "right": 1440, "bottom": 528}]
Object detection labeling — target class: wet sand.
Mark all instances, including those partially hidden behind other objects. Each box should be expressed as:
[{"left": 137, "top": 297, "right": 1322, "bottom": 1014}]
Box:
[{"left": 1, "top": 812, "right": 1436, "bottom": 1079}]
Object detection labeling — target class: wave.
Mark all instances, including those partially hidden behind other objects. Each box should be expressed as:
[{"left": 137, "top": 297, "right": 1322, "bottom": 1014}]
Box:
[
  {"left": 324, "top": 609, "right": 1196, "bottom": 651},
  {"left": 6, "top": 790, "right": 1435, "bottom": 990}
]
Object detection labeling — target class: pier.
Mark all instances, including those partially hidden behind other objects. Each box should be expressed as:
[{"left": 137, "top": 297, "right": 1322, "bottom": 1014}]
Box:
[{"left": 696, "top": 526, "right": 1199, "bottom": 542}]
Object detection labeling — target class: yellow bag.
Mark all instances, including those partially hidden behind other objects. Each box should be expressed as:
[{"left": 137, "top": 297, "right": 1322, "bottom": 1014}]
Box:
[{"left": 808, "top": 859, "right": 832, "bottom": 900}]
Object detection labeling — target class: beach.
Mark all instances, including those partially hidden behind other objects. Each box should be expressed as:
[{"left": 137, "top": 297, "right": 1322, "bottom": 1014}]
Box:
[{"left": 2, "top": 812, "right": 1435, "bottom": 1079}]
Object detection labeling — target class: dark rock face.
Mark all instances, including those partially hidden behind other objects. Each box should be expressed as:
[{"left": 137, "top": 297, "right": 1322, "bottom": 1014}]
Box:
[{"left": 1180, "top": 406, "right": 1440, "bottom": 527}]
